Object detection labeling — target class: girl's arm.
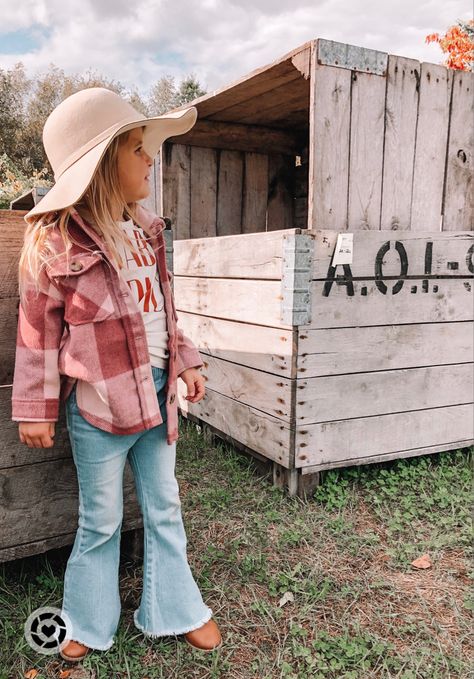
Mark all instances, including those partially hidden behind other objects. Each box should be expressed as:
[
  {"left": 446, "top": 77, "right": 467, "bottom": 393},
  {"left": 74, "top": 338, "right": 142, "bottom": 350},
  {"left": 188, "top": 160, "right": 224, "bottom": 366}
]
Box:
[
  {"left": 11, "top": 267, "right": 66, "bottom": 424},
  {"left": 176, "top": 326, "right": 204, "bottom": 376}
]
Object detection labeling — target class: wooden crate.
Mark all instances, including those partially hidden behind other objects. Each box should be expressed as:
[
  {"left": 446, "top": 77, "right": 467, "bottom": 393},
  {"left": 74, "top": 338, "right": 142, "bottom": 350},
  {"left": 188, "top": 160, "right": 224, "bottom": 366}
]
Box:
[
  {"left": 147, "top": 37, "right": 473, "bottom": 496},
  {"left": 173, "top": 228, "right": 473, "bottom": 496}
]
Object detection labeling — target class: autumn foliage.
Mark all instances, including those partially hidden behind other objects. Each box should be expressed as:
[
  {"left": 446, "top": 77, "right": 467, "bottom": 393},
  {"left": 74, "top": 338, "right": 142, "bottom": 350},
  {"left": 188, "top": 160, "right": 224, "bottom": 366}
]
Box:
[{"left": 426, "top": 18, "right": 474, "bottom": 71}]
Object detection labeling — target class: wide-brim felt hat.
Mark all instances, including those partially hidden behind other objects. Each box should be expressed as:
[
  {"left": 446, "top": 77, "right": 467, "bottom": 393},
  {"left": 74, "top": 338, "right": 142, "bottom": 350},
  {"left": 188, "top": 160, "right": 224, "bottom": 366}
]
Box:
[{"left": 25, "top": 86, "right": 197, "bottom": 221}]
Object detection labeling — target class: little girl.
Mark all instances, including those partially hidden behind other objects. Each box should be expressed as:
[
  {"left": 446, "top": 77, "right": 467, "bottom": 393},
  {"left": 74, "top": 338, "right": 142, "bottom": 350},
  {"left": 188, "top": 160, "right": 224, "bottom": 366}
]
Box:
[{"left": 11, "top": 87, "right": 222, "bottom": 661}]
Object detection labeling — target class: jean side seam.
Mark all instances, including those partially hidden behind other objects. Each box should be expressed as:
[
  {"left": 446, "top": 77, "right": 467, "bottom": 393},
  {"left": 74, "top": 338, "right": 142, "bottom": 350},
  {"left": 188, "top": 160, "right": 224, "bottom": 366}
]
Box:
[{"left": 129, "top": 447, "right": 156, "bottom": 631}]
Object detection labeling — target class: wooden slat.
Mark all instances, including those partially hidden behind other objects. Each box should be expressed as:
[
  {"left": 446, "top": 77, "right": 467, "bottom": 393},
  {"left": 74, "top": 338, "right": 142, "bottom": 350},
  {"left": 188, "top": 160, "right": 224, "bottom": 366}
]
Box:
[
  {"left": 161, "top": 143, "right": 191, "bottom": 240},
  {"left": 168, "top": 42, "right": 313, "bottom": 120},
  {"left": 267, "top": 154, "right": 296, "bottom": 232},
  {"left": 297, "top": 363, "right": 473, "bottom": 424},
  {"left": 295, "top": 404, "right": 474, "bottom": 467},
  {"left": 442, "top": 69, "right": 474, "bottom": 231},
  {"left": 190, "top": 146, "right": 218, "bottom": 238},
  {"left": 410, "top": 62, "right": 452, "bottom": 231},
  {"left": 306, "top": 278, "right": 473, "bottom": 328},
  {"left": 175, "top": 229, "right": 474, "bottom": 280},
  {"left": 0, "top": 299, "right": 19, "bottom": 385},
  {"left": 300, "top": 440, "right": 473, "bottom": 473},
  {"left": 347, "top": 70, "right": 386, "bottom": 230},
  {"left": 308, "top": 54, "right": 351, "bottom": 231},
  {"left": 216, "top": 150, "right": 244, "bottom": 236},
  {"left": 177, "top": 382, "right": 292, "bottom": 467},
  {"left": 241, "top": 152, "right": 269, "bottom": 233},
  {"left": 169, "top": 119, "right": 303, "bottom": 155},
  {"left": 298, "top": 322, "right": 474, "bottom": 377},
  {"left": 175, "top": 276, "right": 284, "bottom": 327},
  {"left": 234, "top": 78, "right": 310, "bottom": 126},
  {"left": 198, "top": 354, "right": 293, "bottom": 422},
  {"left": 176, "top": 311, "right": 295, "bottom": 377},
  {"left": 173, "top": 228, "right": 290, "bottom": 279},
  {"left": 311, "top": 230, "right": 474, "bottom": 278},
  {"left": 380, "top": 55, "right": 419, "bottom": 231},
  {"left": 174, "top": 275, "right": 472, "bottom": 329}
]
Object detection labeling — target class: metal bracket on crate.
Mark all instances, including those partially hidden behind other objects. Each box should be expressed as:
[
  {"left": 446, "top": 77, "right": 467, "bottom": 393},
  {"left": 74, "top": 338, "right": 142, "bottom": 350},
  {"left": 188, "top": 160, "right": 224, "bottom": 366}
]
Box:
[
  {"left": 163, "top": 228, "right": 174, "bottom": 274},
  {"left": 281, "top": 233, "right": 314, "bottom": 326},
  {"left": 317, "top": 38, "right": 388, "bottom": 76}
]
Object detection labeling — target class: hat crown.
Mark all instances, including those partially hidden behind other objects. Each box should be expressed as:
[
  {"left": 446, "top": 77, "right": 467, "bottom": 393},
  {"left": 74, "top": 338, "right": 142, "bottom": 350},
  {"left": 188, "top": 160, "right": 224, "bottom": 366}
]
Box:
[{"left": 43, "top": 87, "right": 145, "bottom": 178}]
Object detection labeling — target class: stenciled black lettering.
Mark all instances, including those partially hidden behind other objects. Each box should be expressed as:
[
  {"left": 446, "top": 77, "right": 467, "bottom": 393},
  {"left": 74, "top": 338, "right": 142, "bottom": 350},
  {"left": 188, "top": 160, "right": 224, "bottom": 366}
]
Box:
[
  {"left": 374, "top": 240, "right": 408, "bottom": 294},
  {"left": 323, "top": 264, "right": 355, "bottom": 297}
]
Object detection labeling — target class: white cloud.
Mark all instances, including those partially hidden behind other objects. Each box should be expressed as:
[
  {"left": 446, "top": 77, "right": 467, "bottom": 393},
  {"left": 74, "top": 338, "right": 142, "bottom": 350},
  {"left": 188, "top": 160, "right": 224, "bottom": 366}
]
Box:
[{"left": 0, "top": 0, "right": 471, "bottom": 94}]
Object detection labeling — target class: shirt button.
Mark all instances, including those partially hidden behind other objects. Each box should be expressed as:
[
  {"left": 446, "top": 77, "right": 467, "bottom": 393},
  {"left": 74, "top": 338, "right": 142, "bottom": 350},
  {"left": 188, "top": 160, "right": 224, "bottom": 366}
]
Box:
[
  {"left": 70, "top": 261, "right": 83, "bottom": 271},
  {"left": 169, "top": 393, "right": 175, "bottom": 404}
]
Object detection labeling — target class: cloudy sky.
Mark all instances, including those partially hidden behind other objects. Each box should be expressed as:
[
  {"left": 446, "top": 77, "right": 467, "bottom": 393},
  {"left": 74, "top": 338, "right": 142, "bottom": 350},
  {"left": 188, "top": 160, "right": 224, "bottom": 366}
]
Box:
[{"left": 0, "top": 0, "right": 472, "bottom": 95}]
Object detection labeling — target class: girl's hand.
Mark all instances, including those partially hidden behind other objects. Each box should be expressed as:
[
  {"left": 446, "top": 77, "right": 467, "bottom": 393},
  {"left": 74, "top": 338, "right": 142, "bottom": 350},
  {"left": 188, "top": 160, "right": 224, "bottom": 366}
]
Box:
[
  {"left": 179, "top": 367, "right": 205, "bottom": 403},
  {"left": 19, "top": 421, "right": 56, "bottom": 448}
]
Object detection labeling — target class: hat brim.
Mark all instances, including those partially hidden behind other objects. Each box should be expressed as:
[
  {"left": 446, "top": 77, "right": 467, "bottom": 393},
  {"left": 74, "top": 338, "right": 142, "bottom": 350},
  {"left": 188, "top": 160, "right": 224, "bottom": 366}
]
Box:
[{"left": 25, "top": 106, "right": 198, "bottom": 221}]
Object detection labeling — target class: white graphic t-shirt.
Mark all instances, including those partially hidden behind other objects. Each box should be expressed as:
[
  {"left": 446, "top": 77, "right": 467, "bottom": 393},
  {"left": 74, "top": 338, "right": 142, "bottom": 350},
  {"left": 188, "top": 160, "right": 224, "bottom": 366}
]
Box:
[{"left": 116, "top": 218, "right": 169, "bottom": 369}]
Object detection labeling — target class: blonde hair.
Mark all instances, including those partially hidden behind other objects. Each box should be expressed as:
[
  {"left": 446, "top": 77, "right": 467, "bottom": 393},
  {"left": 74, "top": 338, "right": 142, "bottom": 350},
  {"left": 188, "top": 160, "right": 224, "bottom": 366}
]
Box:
[{"left": 18, "top": 125, "right": 154, "bottom": 306}]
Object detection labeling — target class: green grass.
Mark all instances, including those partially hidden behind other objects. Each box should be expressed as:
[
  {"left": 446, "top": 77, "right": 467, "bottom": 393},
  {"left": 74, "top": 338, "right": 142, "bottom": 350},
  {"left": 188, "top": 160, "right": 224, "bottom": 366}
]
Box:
[{"left": 0, "top": 420, "right": 472, "bottom": 678}]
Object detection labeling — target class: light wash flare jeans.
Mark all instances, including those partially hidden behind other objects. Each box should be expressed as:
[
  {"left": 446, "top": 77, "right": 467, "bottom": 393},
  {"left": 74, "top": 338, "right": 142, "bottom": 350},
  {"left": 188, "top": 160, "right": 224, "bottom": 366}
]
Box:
[{"left": 61, "top": 365, "right": 213, "bottom": 651}]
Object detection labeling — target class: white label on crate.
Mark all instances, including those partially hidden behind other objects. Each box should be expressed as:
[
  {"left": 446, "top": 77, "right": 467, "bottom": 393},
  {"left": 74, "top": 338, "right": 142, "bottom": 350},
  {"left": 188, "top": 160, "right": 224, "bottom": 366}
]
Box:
[{"left": 332, "top": 233, "right": 353, "bottom": 265}]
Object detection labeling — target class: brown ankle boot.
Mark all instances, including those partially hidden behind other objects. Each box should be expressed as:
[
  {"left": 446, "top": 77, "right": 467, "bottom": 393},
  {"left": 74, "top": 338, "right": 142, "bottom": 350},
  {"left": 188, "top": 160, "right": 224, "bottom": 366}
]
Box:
[
  {"left": 184, "top": 619, "right": 222, "bottom": 652},
  {"left": 60, "top": 639, "right": 90, "bottom": 662}
]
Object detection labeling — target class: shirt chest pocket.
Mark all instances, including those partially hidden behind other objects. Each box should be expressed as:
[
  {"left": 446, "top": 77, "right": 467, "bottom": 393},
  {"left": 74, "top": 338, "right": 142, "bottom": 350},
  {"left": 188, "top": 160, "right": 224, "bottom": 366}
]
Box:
[{"left": 48, "top": 251, "right": 115, "bottom": 325}]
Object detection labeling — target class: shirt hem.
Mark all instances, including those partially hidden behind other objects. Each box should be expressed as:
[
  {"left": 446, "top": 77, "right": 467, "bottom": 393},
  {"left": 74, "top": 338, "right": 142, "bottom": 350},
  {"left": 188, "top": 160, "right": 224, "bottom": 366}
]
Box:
[{"left": 75, "top": 406, "right": 164, "bottom": 435}]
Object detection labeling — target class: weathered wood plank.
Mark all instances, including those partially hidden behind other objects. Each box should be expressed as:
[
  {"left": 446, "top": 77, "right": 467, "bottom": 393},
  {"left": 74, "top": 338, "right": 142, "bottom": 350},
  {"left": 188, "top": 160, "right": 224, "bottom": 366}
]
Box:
[
  {"left": 308, "top": 53, "right": 351, "bottom": 231},
  {"left": 311, "top": 230, "right": 474, "bottom": 278},
  {"left": 173, "top": 275, "right": 472, "bottom": 329},
  {"left": 411, "top": 62, "right": 452, "bottom": 231},
  {"left": 161, "top": 143, "right": 191, "bottom": 240},
  {"left": 347, "top": 70, "right": 386, "bottom": 230},
  {"left": 443, "top": 69, "right": 474, "bottom": 231},
  {"left": 0, "top": 299, "right": 19, "bottom": 385},
  {"left": 190, "top": 146, "right": 217, "bottom": 238},
  {"left": 174, "top": 276, "right": 284, "bottom": 327},
  {"left": 177, "top": 382, "right": 292, "bottom": 467},
  {"left": 169, "top": 119, "right": 303, "bottom": 155},
  {"left": 297, "top": 363, "right": 473, "bottom": 424},
  {"left": 173, "top": 229, "right": 474, "bottom": 280},
  {"left": 380, "top": 55, "right": 419, "bottom": 231},
  {"left": 298, "top": 322, "right": 474, "bottom": 377},
  {"left": 216, "top": 149, "right": 244, "bottom": 236},
  {"left": 295, "top": 404, "right": 474, "bottom": 467},
  {"left": 267, "top": 154, "right": 295, "bottom": 232},
  {"left": 176, "top": 311, "right": 295, "bottom": 377},
  {"left": 300, "top": 441, "right": 473, "bottom": 473},
  {"left": 241, "top": 152, "right": 268, "bottom": 233},
  {"left": 198, "top": 354, "right": 293, "bottom": 422},
  {"left": 177, "top": 42, "right": 312, "bottom": 120},
  {"left": 173, "top": 228, "right": 289, "bottom": 279},
  {"left": 306, "top": 278, "right": 473, "bottom": 328}
]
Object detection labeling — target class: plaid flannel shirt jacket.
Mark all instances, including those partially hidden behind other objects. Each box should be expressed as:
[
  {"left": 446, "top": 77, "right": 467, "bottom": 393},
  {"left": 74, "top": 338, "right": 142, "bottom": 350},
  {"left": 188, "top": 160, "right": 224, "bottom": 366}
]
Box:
[{"left": 11, "top": 204, "right": 204, "bottom": 445}]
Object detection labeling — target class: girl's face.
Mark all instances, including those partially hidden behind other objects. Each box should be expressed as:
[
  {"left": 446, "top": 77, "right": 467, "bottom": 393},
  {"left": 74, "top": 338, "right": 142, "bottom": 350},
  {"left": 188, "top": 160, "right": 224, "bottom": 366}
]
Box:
[{"left": 117, "top": 126, "right": 153, "bottom": 204}]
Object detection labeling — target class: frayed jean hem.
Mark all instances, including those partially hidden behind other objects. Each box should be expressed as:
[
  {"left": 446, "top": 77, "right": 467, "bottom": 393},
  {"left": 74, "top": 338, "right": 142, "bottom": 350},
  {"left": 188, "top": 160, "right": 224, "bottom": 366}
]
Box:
[
  {"left": 62, "top": 635, "right": 115, "bottom": 652},
  {"left": 133, "top": 606, "right": 213, "bottom": 638}
]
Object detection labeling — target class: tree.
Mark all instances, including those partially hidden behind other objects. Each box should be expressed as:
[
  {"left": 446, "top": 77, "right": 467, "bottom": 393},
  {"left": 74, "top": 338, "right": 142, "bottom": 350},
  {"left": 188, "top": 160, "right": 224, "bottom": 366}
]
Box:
[
  {"left": 0, "top": 62, "right": 207, "bottom": 200},
  {"left": 426, "top": 18, "right": 474, "bottom": 71},
  {"left": 174, "top": 73, "right": 206, "bottom": 107}
]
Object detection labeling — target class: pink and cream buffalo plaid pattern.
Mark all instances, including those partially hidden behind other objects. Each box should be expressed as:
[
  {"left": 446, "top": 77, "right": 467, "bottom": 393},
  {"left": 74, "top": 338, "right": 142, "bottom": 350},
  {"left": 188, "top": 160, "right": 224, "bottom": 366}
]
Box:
[{"left": 11, "top": 204, "right": 204, "bottom": 445}]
